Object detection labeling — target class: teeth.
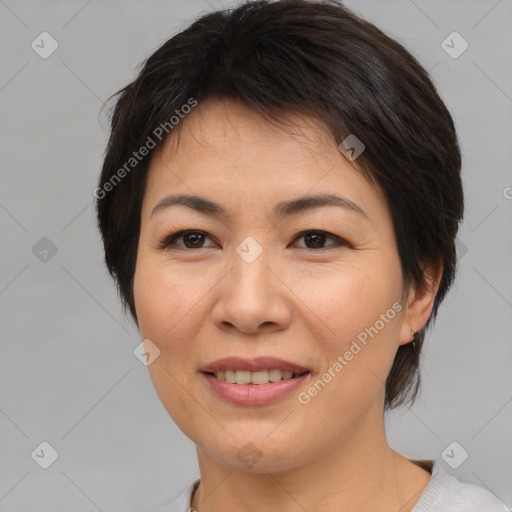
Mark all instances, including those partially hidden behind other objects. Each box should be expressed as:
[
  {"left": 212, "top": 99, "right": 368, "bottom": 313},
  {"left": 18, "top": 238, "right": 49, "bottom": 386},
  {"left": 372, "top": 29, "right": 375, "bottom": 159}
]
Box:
[
  {"left": 235, "top": 370, "right": 251, "bottom": 384},
  {"left": 213, "top": 368, "right": 302, "bottom": 384},
  {"left": 269, "top": 368, "right": 282, "bottom": 382},
  {"left": 251, "top": 370, "right": 270, "bottom": 385}
]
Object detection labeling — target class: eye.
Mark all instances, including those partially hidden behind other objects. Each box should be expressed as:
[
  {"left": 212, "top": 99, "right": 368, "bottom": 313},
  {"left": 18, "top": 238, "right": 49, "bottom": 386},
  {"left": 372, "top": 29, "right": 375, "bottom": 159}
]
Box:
[
  {"left": 158, "top": 230, "right": 216, "bottom": 250},
  {"left": 158, "top": 229, "right": 348, "bottom": 251},
  {"left": 291, "top": 230, "right": 349, "bottom": 250}
]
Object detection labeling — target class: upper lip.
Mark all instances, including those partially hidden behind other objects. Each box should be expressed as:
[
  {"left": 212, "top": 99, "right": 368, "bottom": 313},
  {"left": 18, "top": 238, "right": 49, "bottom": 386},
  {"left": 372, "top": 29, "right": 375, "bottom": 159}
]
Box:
[{"left": 200, "top": 356, "right": 310, "bottom": 373}]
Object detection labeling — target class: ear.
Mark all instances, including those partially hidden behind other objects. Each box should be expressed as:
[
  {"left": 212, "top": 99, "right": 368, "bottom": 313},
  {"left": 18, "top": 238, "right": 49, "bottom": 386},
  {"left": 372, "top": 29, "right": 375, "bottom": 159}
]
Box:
[{"left": 398, "top": 259, "right": 443, "bottom": 346}]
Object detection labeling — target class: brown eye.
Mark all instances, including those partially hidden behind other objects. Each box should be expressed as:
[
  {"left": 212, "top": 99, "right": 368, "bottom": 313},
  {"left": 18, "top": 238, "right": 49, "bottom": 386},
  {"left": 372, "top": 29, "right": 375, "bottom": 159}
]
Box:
[
  {"left": 158, "top": 229, "right": 348, "bottom": 251},
  {"left": 159, "top": 230, "right": 216, "bottom": 250},
  {"left": 293, "top": 230, "right": 348, "bottom": 250}
]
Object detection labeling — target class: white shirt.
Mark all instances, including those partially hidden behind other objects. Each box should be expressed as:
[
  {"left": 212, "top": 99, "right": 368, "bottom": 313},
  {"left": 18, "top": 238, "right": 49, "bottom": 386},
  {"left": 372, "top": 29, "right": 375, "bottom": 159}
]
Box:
[{"left": 153, "top": 460, "right": 510, "bottom": 512}]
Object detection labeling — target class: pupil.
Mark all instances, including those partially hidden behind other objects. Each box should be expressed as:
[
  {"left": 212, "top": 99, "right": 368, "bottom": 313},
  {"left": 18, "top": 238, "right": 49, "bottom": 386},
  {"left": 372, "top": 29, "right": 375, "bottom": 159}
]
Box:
[
  {"left": 185, "top": 233, "right": 203, "bottom": 248},
  {"left": 305, "top": 232, "right": 325, "bottom": 248}
]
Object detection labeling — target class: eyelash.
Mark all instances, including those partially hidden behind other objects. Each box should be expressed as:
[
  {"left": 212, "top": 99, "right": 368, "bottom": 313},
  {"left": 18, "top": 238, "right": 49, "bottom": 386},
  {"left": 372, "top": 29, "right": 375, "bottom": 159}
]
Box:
[{"left": 157, "top": 229, "right": 350, "bottom": 252}]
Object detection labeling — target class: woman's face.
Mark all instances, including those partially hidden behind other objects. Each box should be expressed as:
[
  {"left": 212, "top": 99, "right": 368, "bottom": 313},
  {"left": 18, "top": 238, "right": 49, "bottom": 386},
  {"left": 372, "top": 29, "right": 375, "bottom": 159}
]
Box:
[{"left": 133, "top": 99, "right": 413, "bottom": 472}]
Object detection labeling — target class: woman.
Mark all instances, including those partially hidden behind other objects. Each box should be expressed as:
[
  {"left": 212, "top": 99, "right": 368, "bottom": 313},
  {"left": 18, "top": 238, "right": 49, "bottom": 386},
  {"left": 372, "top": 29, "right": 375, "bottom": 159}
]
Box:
[{"left": 95, "top": 1, "right": 508, "bottom": 510}]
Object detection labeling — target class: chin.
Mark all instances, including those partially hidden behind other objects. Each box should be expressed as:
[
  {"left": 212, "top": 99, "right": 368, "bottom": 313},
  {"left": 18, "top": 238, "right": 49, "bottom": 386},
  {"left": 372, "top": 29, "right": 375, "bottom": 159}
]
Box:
[{"left": 198, "top": 434, "right": 307, "bottom": 474}]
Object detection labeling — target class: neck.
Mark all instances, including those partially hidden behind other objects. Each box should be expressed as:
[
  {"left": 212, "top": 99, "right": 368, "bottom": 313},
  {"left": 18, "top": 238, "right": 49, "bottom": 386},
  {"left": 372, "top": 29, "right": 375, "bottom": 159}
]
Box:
[{"left": 190, "top": 401, "right": 431, "bottom": 512}]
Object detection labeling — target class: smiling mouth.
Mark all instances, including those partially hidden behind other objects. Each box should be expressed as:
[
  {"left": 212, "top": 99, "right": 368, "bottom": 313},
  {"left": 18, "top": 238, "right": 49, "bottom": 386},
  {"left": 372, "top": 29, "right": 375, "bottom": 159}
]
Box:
[{"left": 203, "top": 369, "right": 310, "bottom": 385}]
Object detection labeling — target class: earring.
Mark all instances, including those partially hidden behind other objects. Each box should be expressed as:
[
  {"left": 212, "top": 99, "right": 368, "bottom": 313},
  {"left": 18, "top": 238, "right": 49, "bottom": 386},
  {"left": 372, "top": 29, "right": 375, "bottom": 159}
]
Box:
[{"left": 410, "top": 329, "right": 415, "bottom": 342}]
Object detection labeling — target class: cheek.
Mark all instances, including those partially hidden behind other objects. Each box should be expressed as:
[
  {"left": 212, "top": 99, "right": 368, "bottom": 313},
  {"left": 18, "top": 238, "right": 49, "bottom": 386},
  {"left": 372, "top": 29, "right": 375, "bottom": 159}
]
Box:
[
  {"left": 134, "top": 259, "right": 201, "bottom": 431},
  {"left": 133, "top": 262, "right": 201, "bottom": 424},
  {"left": 300, "top": 259, "right": 402, "bottom": 339},
  {"left": 303, "top": 259, "right": 403, "bottom": 391},
  {"left": 294, "top": 279, "right": 403, "bottom": 433},
  {"left": 134, "top": 256, "right": 193, "bottom": 342}
]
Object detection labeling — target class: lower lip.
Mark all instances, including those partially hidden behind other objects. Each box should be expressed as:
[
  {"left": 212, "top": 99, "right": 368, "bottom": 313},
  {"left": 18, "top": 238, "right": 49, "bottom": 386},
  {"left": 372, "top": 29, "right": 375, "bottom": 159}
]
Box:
[{"left": 201, "top": 372, "right": 310, "bottom": 406}]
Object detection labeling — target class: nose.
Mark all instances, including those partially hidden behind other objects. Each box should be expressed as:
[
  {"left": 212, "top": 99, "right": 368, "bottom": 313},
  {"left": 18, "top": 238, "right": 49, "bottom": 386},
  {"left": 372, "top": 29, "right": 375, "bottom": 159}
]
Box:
[{"left": 211, "top": 245, "right": 292, "bottom": 335}]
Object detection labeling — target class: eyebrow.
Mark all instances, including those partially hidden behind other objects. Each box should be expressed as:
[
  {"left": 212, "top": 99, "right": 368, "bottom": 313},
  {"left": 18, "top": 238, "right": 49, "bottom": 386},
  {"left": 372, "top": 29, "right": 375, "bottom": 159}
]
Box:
[{"left": 150, "top": 193, "right": 368, "bottom": 220}]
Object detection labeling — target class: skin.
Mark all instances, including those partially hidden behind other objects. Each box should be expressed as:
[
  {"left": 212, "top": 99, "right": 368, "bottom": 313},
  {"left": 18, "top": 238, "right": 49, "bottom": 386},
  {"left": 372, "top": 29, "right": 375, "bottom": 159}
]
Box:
[{"left": 133, "top": 98, "right": 442, "bottom": 512}]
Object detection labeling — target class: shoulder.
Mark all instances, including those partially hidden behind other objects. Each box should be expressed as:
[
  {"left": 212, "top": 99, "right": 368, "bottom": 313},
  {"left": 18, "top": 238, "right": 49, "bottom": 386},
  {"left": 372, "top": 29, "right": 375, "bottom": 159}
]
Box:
[
  {"left": 412, "top": 461, "right": 510, "bottom": 512},
  {"left": 153, "top": 479, "right": 200, "bottom": 512}
]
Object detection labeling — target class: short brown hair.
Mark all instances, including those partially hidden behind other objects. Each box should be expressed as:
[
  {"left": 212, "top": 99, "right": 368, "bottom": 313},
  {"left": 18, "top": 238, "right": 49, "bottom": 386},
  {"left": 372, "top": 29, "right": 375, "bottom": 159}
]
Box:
[{"left": 95, "top": 0, "right": 464, "bottom": 409}]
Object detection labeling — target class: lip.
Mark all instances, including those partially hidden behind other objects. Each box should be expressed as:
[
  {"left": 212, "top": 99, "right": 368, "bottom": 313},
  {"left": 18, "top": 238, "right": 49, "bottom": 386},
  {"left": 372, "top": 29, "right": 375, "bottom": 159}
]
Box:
[
  {"left": 201, "top": 371, "right": 310, "bottom": 406},
  {"left": 200, "top": 356, "right": 310, "bottom": 373}
]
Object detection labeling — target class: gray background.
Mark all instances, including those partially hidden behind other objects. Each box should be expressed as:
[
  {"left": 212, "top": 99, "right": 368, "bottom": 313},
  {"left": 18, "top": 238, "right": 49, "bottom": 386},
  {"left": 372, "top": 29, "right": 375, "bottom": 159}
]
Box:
[{"left": 1, "top": 0, "right": 511, "bottom": 510}]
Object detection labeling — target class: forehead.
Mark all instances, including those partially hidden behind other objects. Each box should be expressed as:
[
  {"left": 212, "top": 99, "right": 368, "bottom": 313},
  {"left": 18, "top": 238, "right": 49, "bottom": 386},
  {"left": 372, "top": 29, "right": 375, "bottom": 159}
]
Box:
[
  {"left": 148, "top": 99, "right": 345, "bottom": 181},
  {"left": 160, "top": 99, "right": 338, "bottom": 163},
  {"left": 142, "top": 98, "right": 386, "bottom": 223}
]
